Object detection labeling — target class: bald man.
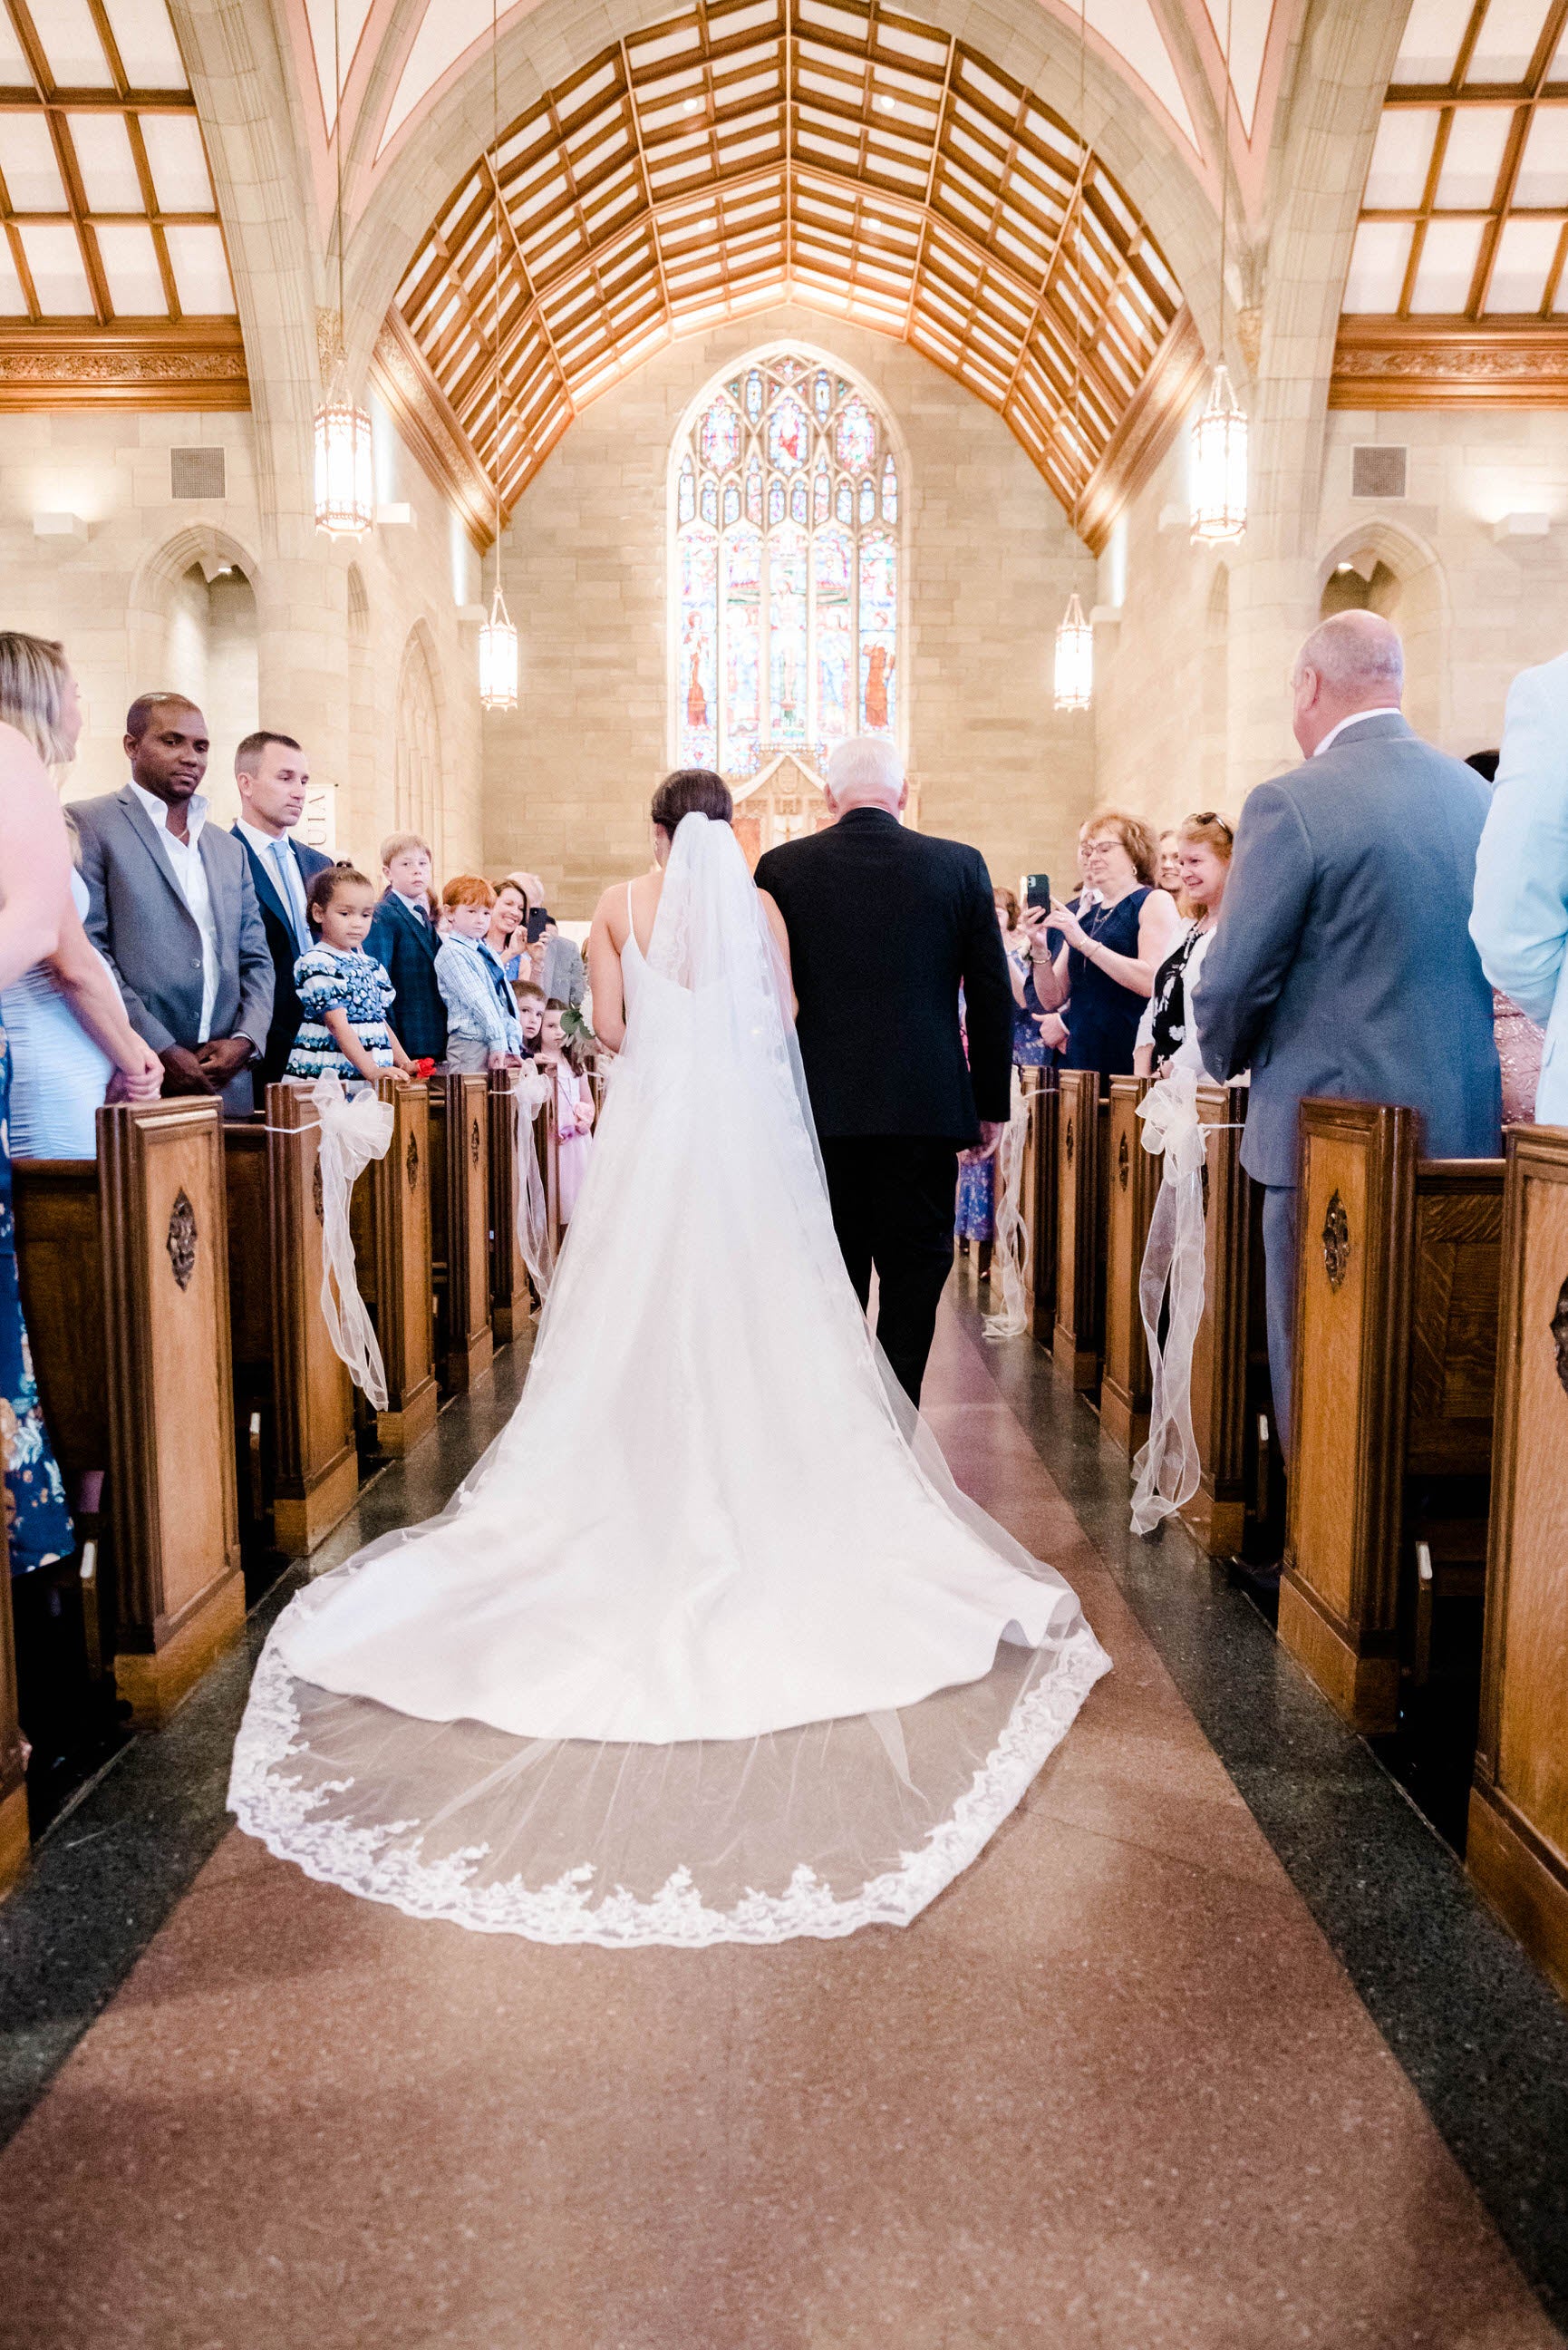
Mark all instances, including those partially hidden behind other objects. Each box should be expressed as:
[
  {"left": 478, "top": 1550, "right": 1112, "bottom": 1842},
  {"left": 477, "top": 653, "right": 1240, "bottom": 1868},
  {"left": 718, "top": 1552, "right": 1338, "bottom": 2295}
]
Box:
[{"left": 1193, "top": 610, "right": 1500, "bottom": 1465}]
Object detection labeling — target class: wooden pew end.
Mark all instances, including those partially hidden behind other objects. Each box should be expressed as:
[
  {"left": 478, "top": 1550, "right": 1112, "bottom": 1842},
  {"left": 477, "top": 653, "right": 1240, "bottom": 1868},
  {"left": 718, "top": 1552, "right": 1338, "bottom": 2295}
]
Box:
[
  {"left": 1467, "top": 1787, "right": 1568, "bottom": 2008},
  {"left": 272, "top": 1452, "right": 361, "bottom": 1559},
  {"left": 113, "top": 1568, "right": 246, "bottom": 1730},
  {"left": 0, "top": 1779, "right": 28, "bottom": 1899},
  {"left": 1277, "top": 1572, "right": 1400, "bottom": 1736},
  {"left": 373, "top": 1384, "right": 440, "bottom": 1458}
]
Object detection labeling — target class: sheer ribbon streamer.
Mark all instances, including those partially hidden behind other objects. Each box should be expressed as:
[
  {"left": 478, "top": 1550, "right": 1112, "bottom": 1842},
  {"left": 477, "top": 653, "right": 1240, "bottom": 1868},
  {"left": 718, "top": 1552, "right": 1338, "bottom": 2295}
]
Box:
[
  {"left": 982, "top": 1073, "right": 1033, "bottom": 1342},
  {"left": 1129, "top": 1068, "right": 1207, "bottom": 1536},
  {"left": 311, "top": 1074, "right": 395, "bottom": 1410},
  {"left": 510, "top": 1064, "right": 557, "bottom": 1302}
]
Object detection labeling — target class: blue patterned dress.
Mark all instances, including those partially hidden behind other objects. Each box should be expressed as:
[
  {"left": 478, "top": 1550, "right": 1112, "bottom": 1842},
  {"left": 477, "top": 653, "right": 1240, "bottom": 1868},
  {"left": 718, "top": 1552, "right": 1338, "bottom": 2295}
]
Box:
[
  {"left": 286, "top": 946, "right": 397, "bottom": 1082},
  {"left": 0, "top": 1023, "right": 73, "bottom": 1572}
]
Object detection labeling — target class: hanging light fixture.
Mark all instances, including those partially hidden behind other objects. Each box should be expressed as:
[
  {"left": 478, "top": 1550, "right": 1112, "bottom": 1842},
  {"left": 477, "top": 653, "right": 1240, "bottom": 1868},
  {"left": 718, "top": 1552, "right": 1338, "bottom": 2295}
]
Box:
[
  {"left": 478, "top": 0, "right": 518, "bottom": 712},
  {"left": 1191, "top": 0, "right": 1248, "bottom": 546},
  {"left": 313, "top": 0, "right": 373, "bottom": 539},
  {"left": 1053, "top": 0, "right": 1093, "bottom": 714}
]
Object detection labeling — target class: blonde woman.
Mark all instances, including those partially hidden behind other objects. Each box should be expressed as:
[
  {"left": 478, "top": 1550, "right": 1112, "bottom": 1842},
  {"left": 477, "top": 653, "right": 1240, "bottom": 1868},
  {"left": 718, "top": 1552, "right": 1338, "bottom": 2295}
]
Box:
[
  {"left": 1027, "top": 806, "right": 1182, "bottom": 1077},
  {"left": 0, "top": 634, "right": 162, "bottom": 1157},
  {"left": 1134, "top": 812, "right": 1235, "bottom": 1079}
]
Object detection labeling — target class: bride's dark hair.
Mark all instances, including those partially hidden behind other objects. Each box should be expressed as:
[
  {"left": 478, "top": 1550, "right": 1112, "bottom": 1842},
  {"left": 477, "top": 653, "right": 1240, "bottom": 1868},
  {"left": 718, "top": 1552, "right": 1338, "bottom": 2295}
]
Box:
[{"left": 652, "top": 768, "right": 732, "bottom": 831}]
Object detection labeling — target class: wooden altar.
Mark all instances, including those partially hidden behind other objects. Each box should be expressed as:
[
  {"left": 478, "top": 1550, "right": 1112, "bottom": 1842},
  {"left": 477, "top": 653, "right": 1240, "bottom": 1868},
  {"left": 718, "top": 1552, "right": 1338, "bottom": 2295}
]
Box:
[{"left": 728, "top": 751, "right": 918, "bottom": 869}]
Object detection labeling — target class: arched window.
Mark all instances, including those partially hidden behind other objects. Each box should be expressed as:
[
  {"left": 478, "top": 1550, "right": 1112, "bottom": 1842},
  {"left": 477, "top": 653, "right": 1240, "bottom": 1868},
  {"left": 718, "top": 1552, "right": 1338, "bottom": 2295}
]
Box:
[{"left": 673, "top": 352, "right": 900, "bottom": 778}]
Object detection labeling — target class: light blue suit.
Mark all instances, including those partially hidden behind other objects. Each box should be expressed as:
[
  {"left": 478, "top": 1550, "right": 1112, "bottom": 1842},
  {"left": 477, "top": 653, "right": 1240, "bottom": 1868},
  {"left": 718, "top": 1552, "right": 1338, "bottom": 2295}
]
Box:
[
  {"left": 1470, "top": 650, "right": 1568, "bottom": 1125},
  {"left": 1194, "top": 711, "right": 1501, "bottom": 1447}
]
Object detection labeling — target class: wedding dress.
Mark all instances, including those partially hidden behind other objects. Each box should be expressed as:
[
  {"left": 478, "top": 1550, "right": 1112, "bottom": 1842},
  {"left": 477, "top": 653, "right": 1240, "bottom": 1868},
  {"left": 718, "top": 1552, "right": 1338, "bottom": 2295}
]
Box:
[{"left": 229, "top": 814, "right": 1109, "bottom": 1945}]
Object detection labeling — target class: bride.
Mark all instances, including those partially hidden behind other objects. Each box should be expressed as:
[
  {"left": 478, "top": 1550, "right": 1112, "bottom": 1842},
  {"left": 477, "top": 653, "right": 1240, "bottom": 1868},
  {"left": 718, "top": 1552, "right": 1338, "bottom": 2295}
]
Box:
[{"left": 229, "top": 771, "right": 1109, "bottom": 1946}]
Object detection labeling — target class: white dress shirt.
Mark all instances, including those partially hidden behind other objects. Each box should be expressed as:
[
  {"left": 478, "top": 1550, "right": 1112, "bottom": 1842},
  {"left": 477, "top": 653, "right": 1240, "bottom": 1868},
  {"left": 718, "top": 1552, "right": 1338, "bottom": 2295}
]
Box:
[
  {"left": 1312, "top": 707, "right": 1403, "bottom": 758},
  {"left": 237, "top": 819, "right": 310, "bottom": 953},
  {"left": 130, "top": 778, "right": 218, "bottom": 1041}
]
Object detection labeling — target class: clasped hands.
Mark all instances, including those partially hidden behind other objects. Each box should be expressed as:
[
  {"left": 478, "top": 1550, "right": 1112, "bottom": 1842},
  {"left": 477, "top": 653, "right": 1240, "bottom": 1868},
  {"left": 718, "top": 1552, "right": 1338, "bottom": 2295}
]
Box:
[{"left": 157, "top": 1036, "right": 254, "bottom": 1096}]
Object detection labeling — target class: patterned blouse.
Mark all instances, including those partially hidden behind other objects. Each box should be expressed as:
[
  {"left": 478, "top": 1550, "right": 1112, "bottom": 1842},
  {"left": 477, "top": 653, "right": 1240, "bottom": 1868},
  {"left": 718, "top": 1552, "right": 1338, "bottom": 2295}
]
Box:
[{"left": 286, "top": 945, "right": 396, "bottom": 1082}]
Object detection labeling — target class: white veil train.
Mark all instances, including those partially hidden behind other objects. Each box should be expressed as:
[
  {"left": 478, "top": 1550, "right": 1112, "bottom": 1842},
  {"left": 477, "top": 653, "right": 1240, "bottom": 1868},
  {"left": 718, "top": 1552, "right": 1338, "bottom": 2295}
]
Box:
[{"left": 228, "top": 814, "right": 1109, "bottom": 1946}]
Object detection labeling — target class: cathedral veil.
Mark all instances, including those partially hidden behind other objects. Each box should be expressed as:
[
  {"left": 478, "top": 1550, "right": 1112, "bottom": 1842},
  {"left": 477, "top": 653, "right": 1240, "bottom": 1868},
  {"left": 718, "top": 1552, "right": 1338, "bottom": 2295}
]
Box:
[{"left": 229, "top": 815, "right": 1108, "bottom": 1947}]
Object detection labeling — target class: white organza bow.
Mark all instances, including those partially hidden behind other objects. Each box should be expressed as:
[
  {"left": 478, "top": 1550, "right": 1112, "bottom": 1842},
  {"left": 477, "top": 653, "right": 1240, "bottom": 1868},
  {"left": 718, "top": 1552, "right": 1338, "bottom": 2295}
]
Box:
[
  {"left": 982, "top": 1073, "right": 1034, "bottom": 1343},
  {"left": 311, "top": 1074, "right": 395, "bottom": 1409},
  {"left": 511, "top": 1063, "right": 557, "bottom": 1301},
  {"left": 1129, "top": 1066, "right": 1207, "bottom": 1536}
]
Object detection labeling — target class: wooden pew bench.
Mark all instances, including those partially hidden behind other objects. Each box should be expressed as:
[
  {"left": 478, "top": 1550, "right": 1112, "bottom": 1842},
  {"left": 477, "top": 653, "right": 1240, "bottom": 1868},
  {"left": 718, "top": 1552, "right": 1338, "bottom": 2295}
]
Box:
[
  {"left": 1030, "top": 1073, "right": 1059, "bottom": 1344},
  {"left": 347, "top": 1075, "right": 437, "bottom": 1455},
  {"left": 1101, "top": 1076, "right": 1158, "bottom": 1454},
  {"left": 428, "top": 1072, "right": 493, "bottom": 1393},
  {"left": 1053, "top": 1069, "right": 1109, "bottom": 1392},
  {"left": 13, "top": 1099, "right": 244, "bottom": 1728},
  {"left": 1467, "top": 1123, "right": 1568, "bottom": 2004},
  {"left": 1280, "top": 1098, "right": 1503, "bottom": 1734},
  {"left": 224, "top": 1083, "right": 359, "bottom": 1559},
  {"left": 1181, "top": 1083, "right": 1280, "bottom": 1559}
]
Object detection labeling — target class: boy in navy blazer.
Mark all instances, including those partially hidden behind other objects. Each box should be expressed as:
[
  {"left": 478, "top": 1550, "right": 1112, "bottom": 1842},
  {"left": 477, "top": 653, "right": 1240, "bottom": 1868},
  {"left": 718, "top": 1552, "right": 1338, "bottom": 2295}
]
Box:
[
  {"left": 364, "top": 832, "right": 448, "bottom": 1062},
  {"left": 230, "top": 730, "right": 334, "bottom": 1085}
]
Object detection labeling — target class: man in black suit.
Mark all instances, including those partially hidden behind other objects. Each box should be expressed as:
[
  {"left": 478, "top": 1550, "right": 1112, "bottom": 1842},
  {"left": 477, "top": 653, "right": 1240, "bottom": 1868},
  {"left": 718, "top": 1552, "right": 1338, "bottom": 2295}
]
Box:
[
  {"left": 231, "top": 730, "right": 334, "bottom": 1084},
  {"left": 756, "top": 737, "right": 1012, "bottom": 1405}
]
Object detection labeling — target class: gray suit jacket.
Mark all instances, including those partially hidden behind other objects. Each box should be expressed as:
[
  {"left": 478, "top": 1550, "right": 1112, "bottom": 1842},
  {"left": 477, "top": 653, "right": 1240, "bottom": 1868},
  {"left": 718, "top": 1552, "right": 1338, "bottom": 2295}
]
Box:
[
  {"left": 1192, "top": 713, "right": 1501, "bottom": 1188},
  {"left": 74, "top": 785, "right": 274, "bottom": 1109}
]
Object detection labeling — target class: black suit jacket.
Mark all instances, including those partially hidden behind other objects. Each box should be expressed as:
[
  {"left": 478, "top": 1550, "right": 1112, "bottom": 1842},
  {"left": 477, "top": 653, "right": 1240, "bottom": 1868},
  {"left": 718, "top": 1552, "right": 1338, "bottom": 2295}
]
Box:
[
  {"left": 232, "top": 827, "right": 335, "bottom": 1084},
  {"left": 364, "top": 889, "right": 448, "bottom": 1061},
  {"left": 755, "top": 808, "right": 1013, "bottom": 1142}
]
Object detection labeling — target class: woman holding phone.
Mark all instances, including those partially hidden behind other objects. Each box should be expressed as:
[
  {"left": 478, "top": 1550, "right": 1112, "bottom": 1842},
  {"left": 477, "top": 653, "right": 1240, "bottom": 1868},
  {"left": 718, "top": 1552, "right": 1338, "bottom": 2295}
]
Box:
[{"left": 1023, "top": 809, "right": 1181, "bottom": 1082}]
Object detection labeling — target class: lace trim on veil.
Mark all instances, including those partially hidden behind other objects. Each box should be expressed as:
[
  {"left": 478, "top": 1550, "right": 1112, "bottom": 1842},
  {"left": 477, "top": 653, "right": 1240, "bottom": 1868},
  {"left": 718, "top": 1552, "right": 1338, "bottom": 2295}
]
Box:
[{"left": 229, "top": 1631, "right": 1108, "bottom": 1947}]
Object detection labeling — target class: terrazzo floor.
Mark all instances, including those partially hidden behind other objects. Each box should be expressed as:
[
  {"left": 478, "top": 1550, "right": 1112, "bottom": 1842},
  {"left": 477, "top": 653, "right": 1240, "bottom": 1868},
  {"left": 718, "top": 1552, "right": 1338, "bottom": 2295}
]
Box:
[{"left": 0, "top": 1305, "right": 1560, "bottom": 2349}]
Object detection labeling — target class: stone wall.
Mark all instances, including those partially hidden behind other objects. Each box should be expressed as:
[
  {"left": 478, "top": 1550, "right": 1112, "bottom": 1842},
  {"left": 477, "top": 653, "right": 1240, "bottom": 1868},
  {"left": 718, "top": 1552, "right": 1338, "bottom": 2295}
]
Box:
[
  {"left": 482, "top": 301, "right": 1096, "bottom": 918},
  {"left": 0, "top": 398, "right": 480, "bottom": 871}
]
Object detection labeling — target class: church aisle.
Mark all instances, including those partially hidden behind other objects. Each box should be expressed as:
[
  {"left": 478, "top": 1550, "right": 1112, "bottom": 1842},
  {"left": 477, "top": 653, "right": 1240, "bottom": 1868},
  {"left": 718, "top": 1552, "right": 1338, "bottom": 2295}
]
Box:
[{"left": 0, "top": 1315, "right": 1559, "bottom": 2350}]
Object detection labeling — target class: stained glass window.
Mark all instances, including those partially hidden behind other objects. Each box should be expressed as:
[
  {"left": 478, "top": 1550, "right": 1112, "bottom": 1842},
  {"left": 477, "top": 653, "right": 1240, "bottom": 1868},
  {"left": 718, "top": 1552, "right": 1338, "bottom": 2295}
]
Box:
[{"left": 675, "top": 351, "right": 902, "bottom": 773}]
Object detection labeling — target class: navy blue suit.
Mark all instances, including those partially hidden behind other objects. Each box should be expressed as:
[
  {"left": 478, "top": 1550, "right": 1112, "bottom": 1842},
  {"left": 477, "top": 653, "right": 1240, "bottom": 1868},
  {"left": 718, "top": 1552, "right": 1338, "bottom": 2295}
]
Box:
[
  {"left": 232, "top": 827, "right": 334, "bottom": 1085},
  {"left": 364, "top": 889, "right": 448, "bottom": 1061}
]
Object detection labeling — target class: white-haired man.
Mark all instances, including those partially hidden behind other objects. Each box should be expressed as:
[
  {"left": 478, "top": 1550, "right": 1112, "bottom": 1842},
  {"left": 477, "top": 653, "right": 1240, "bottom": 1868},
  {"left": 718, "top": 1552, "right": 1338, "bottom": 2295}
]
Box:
[
  {"left": 754, "top": 735, "right": 1013, "bottom": 1406},
  {"left": 1194, "top": 608, "right": 1500, "bottom": 1476}
]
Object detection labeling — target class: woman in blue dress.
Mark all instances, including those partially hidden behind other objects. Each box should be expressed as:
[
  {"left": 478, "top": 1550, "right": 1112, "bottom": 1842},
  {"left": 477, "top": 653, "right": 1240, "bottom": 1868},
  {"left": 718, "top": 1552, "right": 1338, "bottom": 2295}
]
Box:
[
  {"left": 1027, "top": 810, "right": 1182, "bottom": 1083},
  {"left": 0, "top": 636, "right": 147, "bottom": 1571}
]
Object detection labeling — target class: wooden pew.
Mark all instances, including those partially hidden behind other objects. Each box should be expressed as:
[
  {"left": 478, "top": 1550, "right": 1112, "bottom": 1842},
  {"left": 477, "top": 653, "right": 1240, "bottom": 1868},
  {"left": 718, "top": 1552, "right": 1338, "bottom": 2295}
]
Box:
[
  {"left": 348, "top": 1076, "right": 437, "bottom": 1455},
  {"left": 14, "top": 1100, "right": 244, "bottom": 1725},
  {"left": 429, "top": 1073, "right": 494, "bottom": 1393},
  {"left": 1030, "top": 1072, "right": 1059, "bottom": 1343},
  {"left": 0, "top": 1506, "right": 24, "bottom": 1894},
  {"left": 534, "top": 1085, "right": 562, "bottom": 1261},
  {"left": 1053, "top": 1070, "right": 1108, "bottom": 1390},
  {"left": 1280, "top": 1099, "right": 1503, "bottom": 1733},
  {"left": 1100, "top": 1076, "right": 1158, "bottom": 1453},
  {"left": 1467, "top": 1124, "right": 1568, "bottom": 2003},
  {"left": 488, "top": 1070, "right": 531, "bottom": 1345},
  {"left": 1181, "top": 1083, "right": 1277, "bottom": 1558},
  {"left": 225, "top": 1084, "right": 358, "bottom": 1558}
]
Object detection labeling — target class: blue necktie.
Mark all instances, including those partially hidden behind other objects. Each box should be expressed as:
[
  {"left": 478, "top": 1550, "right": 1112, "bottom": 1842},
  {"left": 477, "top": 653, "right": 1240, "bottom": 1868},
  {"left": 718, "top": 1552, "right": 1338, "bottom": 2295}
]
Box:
[{"left": 271, "top": 840, "right": 308, "bottom": 952}]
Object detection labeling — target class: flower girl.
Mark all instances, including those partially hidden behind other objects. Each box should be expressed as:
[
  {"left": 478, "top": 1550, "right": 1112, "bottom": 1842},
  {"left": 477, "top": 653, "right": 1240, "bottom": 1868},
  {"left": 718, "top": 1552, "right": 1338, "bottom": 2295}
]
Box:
[
  {"left": 287, "top": 866, "right": 416, "bottom": 1085},
  {"left": 536, "top": 999, "right": 595, "bottom": 1222}
]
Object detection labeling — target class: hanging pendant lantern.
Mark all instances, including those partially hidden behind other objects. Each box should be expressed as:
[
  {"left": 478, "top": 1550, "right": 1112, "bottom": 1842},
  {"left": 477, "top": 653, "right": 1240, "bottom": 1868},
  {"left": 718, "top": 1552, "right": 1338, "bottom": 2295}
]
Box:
[
  {"left": 1190, "top": 362, "right": 1248, "bottom": 547},
  {"left": 479, "top": 578, "right": 518, "bottom": 711},
  {"left": 313, "top": 357, "right": 374, "bottom": 539},
  {"left": 1053, "top": 591, "right": 1093, "bottom": 714}
]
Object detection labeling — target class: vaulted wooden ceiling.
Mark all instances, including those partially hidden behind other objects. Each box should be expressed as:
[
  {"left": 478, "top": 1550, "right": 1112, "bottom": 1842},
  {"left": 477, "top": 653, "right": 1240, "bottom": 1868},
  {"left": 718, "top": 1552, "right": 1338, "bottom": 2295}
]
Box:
[
  {"left": 0, "top": 0, "right": 243, "bottom": 407},
  {"left": 1335, "top": 0, "right": 1568, "bottom": 404},
  {"left": 378, "top": 0, "right": 1200, "bottom": 545}
]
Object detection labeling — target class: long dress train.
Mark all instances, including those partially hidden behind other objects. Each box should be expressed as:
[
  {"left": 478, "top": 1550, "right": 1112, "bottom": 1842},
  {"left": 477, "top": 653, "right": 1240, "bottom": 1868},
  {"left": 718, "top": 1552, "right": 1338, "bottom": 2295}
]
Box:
[{"left": 229, "top": 815, "right": 1109, "bottom": 1946}]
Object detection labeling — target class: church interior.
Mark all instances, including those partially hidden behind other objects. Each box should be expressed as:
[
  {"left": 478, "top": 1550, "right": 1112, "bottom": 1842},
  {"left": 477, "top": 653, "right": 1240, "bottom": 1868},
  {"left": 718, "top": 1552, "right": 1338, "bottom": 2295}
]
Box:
[{"left": 4, "top": 0, "right": 1568, "bottom": 2343}]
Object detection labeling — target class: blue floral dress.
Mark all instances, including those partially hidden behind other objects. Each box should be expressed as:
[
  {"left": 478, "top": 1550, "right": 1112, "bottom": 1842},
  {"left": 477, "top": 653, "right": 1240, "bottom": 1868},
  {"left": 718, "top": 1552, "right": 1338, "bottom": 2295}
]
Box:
[
  {"left": 0, "top": 1023, "right": 73, "bottom": 1572},
  {"left": 286, "top": 946, "right": 397, "bottom": 1082}
]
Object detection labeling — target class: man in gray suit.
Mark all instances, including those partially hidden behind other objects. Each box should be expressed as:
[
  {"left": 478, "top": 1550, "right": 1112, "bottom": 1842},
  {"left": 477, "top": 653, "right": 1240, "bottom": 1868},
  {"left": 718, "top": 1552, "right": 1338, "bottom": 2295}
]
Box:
[
  {"left": 74, "top": 693, "right": 273, "bottom": 1115},
  {"left": 1193, "top": 610, "right": 1500, "bottom": 1458}
]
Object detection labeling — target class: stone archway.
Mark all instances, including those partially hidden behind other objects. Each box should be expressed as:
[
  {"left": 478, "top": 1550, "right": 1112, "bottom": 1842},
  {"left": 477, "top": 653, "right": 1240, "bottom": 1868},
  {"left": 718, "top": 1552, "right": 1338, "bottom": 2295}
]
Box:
[{"left": 1316, "top": 517, "right": 1450, "bottom": 746}]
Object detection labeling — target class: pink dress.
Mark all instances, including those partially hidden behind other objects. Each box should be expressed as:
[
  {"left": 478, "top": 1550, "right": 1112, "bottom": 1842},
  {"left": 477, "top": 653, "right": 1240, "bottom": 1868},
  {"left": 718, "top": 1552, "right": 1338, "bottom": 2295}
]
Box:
[{"left": 553, "top": 1060, "right": 593, "bottom": 1222}]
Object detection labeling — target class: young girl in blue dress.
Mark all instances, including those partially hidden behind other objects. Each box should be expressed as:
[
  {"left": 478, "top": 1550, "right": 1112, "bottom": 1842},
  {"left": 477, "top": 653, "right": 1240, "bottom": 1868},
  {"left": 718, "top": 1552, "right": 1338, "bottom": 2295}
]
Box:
[{"left": 286, "top": 866, "right": 416, "bottom": 1085}]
